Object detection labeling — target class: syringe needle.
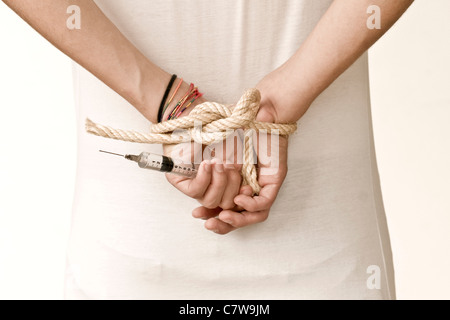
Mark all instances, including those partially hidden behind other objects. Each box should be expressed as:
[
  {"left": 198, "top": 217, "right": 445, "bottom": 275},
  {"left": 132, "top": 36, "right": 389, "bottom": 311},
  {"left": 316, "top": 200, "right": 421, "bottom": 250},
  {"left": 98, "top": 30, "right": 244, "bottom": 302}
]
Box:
[
  {"left": 99, "top": 150, "right": 125, "bottom": 157},
  {"left": 99, "top": 150, "right": 196, "bottom": 178}
]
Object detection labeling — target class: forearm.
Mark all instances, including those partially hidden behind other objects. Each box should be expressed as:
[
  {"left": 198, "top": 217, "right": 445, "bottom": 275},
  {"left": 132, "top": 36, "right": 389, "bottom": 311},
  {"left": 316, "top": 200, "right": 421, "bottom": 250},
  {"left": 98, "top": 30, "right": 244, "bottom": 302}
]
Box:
[
  {"left": 2, "top": 0, "right": 170, "bottom": 123},
  {"left": 259, "top": 0, "right": 414, "bottom": 123}
]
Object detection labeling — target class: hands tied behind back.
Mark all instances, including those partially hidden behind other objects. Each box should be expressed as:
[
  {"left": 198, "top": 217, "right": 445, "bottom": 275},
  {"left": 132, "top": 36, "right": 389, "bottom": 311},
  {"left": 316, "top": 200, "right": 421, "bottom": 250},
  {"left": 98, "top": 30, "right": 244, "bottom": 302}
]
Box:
[
  {"left": 162, "top": 95, "right": 245, "bottom": 212},
  {"left": 163, "top": 74, "right": 291, "bottom": 235}
]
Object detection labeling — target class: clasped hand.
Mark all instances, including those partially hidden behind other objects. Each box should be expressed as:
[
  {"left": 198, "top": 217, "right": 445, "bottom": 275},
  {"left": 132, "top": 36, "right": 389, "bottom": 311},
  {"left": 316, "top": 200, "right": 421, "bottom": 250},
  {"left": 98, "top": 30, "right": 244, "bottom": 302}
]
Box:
[{"left": 163, "top": 93, "right": 288, "bottom": 235}]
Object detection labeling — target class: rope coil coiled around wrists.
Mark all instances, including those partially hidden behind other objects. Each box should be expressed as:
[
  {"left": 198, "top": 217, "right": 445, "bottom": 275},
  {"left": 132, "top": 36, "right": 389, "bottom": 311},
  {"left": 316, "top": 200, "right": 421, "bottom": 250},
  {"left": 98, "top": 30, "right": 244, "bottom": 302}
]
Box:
[{"left": 85, "top": 88, "right": 297, "bottom": 194}]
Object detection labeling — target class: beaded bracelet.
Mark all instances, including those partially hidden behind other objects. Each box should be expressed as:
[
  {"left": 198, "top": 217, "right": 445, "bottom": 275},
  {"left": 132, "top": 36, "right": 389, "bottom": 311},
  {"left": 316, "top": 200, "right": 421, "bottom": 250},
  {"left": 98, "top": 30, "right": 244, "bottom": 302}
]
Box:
[
  {"left": 166, "top": 83, "right": 195, "bottom": 120},
  {"left": 157, "top": 76, "right": 204, "bottom": 121},
  {"left": 167, "top": 84, "right": 203, "bottom": 120},
  {"left": 174, "top": 91, "right": 203, "bottom": 119},
  {"left": 161, "top": 77, "right": 183, "bottom": 119}
]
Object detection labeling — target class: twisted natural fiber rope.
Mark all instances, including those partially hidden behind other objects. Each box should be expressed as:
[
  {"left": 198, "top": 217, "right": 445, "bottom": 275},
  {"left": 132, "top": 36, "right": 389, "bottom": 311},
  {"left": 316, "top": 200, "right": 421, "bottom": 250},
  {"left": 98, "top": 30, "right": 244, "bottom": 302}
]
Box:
[{"left": 85, "top": 88, "right": 297, "bottom": 194}]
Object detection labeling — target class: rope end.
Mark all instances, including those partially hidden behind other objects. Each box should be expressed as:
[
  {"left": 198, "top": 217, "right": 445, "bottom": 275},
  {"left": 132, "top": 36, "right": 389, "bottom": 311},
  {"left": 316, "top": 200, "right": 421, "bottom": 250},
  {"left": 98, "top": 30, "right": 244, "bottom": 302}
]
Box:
[{"left": 85, "top": 118, "right": 100, "bottom": 136}]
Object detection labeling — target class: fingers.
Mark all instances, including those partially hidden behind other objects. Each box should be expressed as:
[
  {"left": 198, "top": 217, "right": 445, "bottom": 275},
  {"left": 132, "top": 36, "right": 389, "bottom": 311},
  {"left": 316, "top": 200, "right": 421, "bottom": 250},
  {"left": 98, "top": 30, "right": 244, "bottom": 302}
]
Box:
[
  {"left": 233, "top": 185, "right": 254, "bottom": 211},
  {"left": 201, "top": 160, "right": 242, "bottom": 210},
  {"left": 233, "top": 184, "right": 279, "bottom": 212},
  {"left": 192, "top": 206, "right": 222, "bottom": 220},
  {"left": 165, "top": 160, "right": 212, "bottom": 199},
  {"left": 192, "top": 206, "right": 269, "bottom": 235},
  {"left": 233, "top": 194, "right": 272, "bottom": 212},
  {"left": 170, "top": 130, "right": 288, "bottom": 235},
  {"left": 200, "top": 160, "right": 227, "bottom": 208},
  {"left": 219, "top": 164, "right": 242, "bottom": 209},
  {"left": 186, "top": 160, "right": 212, "bottom": 198},
  {"left": 193, "top": 206, "right": 270, "bottom": 235},
  {"left": 166, "top": 158, "right": 242, "bottom": 211},
  {"left": 204, "top": 217, "right": 236, "bottom": 235},
  {"left": 199, "top": 209, "right": 269, "bottom": 235},
  {"left": 191, "top": 173, "right": 280, "bottom": 234},
  {"left": 192, "top": 207, "right": 237, "bottom": 235},
  {"left": 198, "top": 182, "right": 279, "bottom": 235},
  {"left": 218, "top": 209, "right": 269, "bottom": 229}
]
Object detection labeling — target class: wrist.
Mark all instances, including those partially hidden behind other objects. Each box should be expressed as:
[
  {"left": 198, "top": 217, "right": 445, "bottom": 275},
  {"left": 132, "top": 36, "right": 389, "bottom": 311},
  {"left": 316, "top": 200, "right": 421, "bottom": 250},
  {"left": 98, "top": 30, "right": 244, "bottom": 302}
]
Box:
[
  {"left": 128, "top": 62, "right": 172, "bottom": 123},
  {"left": 255, "top": 67, "right": 312, "bottom": 124},
  {"left": 161, "top": 79, "right": 207, "bottom": 121}
]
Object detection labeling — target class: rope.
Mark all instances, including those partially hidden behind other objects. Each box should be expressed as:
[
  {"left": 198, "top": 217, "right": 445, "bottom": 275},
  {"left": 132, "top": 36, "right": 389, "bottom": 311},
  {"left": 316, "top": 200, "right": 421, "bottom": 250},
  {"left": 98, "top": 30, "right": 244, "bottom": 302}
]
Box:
[{"left": 85, "top": 88, "right": 297, "bottom": 194}]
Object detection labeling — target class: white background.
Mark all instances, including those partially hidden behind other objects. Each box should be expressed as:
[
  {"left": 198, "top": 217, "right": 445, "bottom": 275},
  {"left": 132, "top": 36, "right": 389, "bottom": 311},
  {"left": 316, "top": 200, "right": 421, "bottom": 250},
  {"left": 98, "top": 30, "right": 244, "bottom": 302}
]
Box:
[
  {"left": 0, "top": 0, "right": 449, "bottom": 299},
  {"left": 369, "top": 0, "right": 450, "bottom": 300}
]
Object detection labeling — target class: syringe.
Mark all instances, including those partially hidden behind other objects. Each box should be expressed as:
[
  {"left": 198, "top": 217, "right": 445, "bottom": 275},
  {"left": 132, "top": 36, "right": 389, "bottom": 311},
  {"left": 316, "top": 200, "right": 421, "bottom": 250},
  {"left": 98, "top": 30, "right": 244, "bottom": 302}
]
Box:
[{"left": 99, "top": 150, "right": 197, "bottom": 178}]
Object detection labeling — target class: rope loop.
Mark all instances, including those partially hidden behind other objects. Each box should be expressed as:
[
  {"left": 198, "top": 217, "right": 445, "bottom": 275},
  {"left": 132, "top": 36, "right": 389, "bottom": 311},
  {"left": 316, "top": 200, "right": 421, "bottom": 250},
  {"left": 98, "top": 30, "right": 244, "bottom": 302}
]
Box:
[{"left": 85, "top": 88, "right": 297, "bottom": 194}]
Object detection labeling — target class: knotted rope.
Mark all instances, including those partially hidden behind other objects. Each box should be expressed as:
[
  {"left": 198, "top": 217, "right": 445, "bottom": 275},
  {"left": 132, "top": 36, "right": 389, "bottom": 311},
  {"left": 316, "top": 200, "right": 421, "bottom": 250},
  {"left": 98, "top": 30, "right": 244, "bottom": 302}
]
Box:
[{"left": 85, "top": 88, "right": 297, "bottom": 194}]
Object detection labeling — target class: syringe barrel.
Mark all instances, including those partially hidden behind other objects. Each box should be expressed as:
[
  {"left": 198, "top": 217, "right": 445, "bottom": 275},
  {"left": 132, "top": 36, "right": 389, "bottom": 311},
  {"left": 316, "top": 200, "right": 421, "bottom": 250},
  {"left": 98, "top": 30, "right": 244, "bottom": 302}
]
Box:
[{"left": 137, "top": 152, "right": 197, "bottom": 178}]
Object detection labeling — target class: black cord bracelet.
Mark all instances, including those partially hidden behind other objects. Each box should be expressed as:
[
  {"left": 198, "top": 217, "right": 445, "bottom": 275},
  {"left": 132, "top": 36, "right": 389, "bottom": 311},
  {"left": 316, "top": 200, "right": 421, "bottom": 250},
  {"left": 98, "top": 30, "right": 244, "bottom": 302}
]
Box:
[{"left": 157, "top": 74, "right": 177, "bottom": 123}]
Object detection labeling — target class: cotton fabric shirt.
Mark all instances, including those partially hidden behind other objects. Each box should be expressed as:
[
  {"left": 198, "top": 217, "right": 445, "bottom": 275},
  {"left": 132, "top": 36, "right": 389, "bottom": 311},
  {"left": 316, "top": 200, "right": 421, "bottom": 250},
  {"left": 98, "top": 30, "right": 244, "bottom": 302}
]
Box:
[{"left": 65, "top": 0, "right": 396, "bottom": 299}]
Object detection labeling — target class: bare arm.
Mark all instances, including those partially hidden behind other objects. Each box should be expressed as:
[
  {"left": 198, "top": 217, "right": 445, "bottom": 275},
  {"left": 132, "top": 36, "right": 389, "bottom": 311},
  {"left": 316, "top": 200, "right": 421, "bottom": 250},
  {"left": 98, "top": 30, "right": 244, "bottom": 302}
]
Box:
[
  {"left": 2, "top": 0, "right": 245, "bottom": 221},
  {"left": 201, "top": 0, "right": 415, "bottom": 234},
  {"left": 2, "top": 0, "right": 195, "bottom": 123},
  {"left": 256, "top": 0, "right": 414, "bottom": 123}
]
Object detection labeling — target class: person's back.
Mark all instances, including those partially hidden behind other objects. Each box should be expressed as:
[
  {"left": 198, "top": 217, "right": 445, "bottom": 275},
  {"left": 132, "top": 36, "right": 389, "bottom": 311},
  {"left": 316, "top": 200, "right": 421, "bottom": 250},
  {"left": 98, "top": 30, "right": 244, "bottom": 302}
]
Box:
[{"left": 66, "top": 0, "right": 395, "bottom": 299}]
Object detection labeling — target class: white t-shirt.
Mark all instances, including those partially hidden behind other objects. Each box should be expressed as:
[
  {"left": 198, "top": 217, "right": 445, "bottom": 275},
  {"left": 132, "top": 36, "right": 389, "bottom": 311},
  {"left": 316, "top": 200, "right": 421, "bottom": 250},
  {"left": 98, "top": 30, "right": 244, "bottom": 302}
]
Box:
[{"left": 66, "top": 0, "right": 395, "bottom": 299}]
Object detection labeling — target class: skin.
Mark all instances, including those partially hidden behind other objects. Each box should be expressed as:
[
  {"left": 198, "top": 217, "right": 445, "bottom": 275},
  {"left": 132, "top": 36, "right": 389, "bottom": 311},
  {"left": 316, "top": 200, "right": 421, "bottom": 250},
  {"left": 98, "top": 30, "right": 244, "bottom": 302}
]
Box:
[
  {"left": 171, "top": 0, "right": 415, "bottom": 234},
  {"left": 3, "top": 0, "right": 414, "bottom": 235}
]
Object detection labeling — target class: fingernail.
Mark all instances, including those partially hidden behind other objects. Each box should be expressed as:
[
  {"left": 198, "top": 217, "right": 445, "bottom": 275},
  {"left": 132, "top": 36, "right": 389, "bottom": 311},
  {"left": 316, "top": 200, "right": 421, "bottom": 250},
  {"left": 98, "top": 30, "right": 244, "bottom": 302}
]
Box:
[
  {"left": 224, "top": 163, "right": 235, "bottom": 170},
  {"left": 193, "top": 212, "right": 206, "bottom": 219},
  {"left": 214, "top": 164, "right": 224, "bottom": 173},
  {"left": 223, "top": 219, "right": 233, "bottom": 225},
  {"left": 204, "top": 161, "right": 211, "bottom": 173},
  {"left": 213, "top": 229, "right": 220, "bottom": 233}
]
